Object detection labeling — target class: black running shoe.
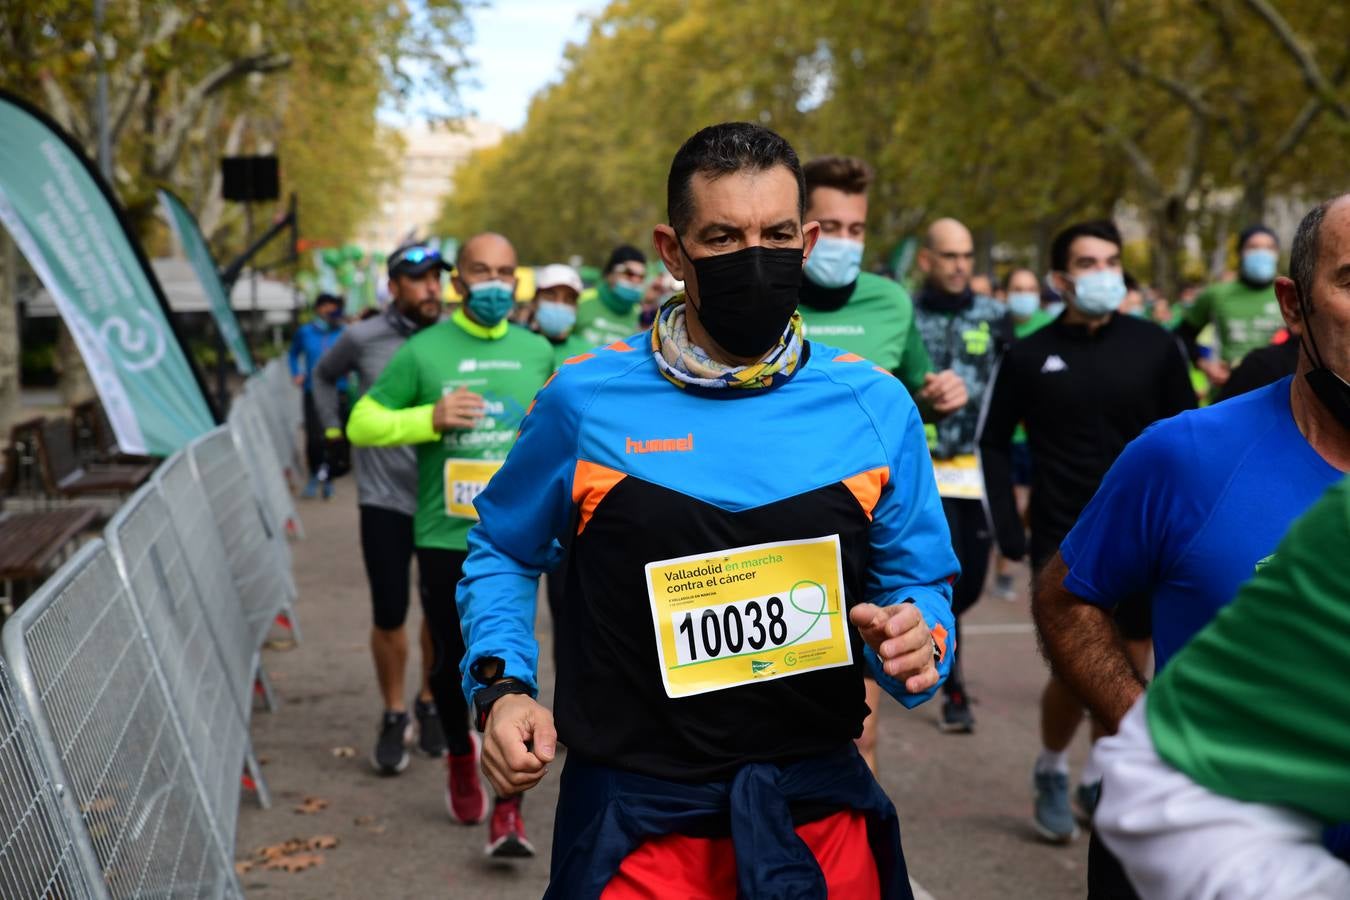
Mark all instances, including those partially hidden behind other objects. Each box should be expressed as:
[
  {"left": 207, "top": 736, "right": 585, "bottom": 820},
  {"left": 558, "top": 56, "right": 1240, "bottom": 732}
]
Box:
[
  {"left": 372, "top": 710, "right": 411, "bottom": 775},
  {"left": 415, "top": 697, "right": 447, "bottom": 757},
  {"left": 939, "top": 689, "right": 975, "bottom": 733}
]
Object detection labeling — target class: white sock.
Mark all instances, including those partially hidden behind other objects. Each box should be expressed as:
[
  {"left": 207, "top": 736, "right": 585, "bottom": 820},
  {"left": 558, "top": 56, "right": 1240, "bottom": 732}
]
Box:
[
  {"left": 1080, "top": 754, "right": 1103, "bottom": 786},
  {"left": 1035, "top": 749, "right": 1070, "bottom": 775}
]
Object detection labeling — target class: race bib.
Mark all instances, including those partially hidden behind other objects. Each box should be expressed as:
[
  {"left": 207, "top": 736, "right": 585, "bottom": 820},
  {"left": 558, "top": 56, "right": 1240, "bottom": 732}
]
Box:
[
  {"left": 443, "top": 459, "right": 503, "bottom": 520},
  {"left": 644, "top": 535, "right": 853, "bottom": 699},
  {"left": 933, "top": 454, "right": 985, "bottom": 500}
]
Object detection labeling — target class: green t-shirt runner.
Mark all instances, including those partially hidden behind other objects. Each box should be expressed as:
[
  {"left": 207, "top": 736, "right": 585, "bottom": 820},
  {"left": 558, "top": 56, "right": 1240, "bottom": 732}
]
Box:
[
  {"left": 1146, "top": 475, "right": 1350, "bottom": 824},
  {"left": 1182, "top": 279, "right": 1283, "bottom": 366},
  {"left": 799, "top": 272, "right": 932, "bottom": 393},
  {"left": 575, "top": 282, "right": 642, "bottom": 349},
  {"left": 351, "top": 310, "right": 555, "bottom": 550}
]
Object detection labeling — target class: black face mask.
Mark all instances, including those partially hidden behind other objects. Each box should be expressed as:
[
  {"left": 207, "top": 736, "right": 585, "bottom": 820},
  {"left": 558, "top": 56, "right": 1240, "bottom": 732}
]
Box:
[
  {"left": 1297, "top": 287, "right": 1350, "bottom": 431},
  {"left": 678, "top": 237, "right": 803, "bottom": 358}
]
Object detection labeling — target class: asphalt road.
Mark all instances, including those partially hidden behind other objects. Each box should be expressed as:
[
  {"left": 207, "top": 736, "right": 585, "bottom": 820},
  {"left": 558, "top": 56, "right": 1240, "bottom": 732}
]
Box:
[{"left": 236, "top": 484, "right": 1095, "bottom": 898}]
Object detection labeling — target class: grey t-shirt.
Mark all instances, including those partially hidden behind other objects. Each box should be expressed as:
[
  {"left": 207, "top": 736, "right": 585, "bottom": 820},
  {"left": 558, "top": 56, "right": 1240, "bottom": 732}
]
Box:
[{"left": 312, "top": 308, "right": 424, "bottom": 516}]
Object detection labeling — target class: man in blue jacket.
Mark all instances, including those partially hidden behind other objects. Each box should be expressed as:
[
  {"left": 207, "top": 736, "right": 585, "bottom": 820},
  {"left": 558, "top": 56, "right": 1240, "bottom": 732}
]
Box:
[
  {"left": 455, "top": 122, "right": 957, "bottom": 898},
  {"left": 289, "top": 292, "right": 346, "bottom": 497}
]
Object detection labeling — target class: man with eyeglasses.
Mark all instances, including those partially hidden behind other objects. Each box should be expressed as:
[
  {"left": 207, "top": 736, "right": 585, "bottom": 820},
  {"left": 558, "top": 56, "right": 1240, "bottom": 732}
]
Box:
[
  {"left": 313, "top": 241, "right": 447, "bottom": 775},
  {"left": 912, "top": 218, "right": 1013, "bottom": 735},
  {"left": 575, "top": 244, "right": 647, "bottom": 348},
  {"left": 347, "top": 232, "right": 555, "bottom": 858}
]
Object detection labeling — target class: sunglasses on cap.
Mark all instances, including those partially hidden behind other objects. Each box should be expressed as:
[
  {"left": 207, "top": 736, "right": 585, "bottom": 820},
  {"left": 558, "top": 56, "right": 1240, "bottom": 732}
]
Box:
[{"left": 388, "top": 245, "right": 446, "bottom": 275}]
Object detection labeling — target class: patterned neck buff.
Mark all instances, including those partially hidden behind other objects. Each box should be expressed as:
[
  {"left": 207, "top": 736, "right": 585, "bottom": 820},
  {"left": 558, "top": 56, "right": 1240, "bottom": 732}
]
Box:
[{"left": 651, "top": 295, "right": 804, "bottom": 391}]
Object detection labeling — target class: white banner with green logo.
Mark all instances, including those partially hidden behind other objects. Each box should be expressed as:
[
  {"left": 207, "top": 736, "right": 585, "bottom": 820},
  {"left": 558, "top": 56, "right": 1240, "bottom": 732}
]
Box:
[
  {"left": 0, "top": 91, "right": 216, "bottom": 456},
  {"left": 159, "top": 187, "right": 255, "bottom": 375}
]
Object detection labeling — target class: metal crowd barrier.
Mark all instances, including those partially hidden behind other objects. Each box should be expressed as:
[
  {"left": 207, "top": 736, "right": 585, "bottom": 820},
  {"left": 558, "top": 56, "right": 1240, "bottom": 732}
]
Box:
[
  {"left": 0, "top": 364, "right": 307, "bottom": 897},
  {"left": 105, "top": 475, "right": 270, "bottom": 839},
  {"left": 187, "top": 427, "right": 297, "bottom": 710},
  {"left": 229, "top": 388, "right": 305, "bottom": 547},
  {"left": 2, "top": 541, "right": 242, "bottom": 899},
  {"left": 0, "top": 656, "right": 98, "bottom": 900},
  {"left": 255, "top": 360, "right": 304, "bottom": 483}
]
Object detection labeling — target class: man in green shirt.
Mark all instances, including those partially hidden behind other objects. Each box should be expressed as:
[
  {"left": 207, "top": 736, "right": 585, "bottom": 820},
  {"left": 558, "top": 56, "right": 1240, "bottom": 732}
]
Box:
[
  {"left": 797, "top": 156, "right": 967, "bottom": 410},
  {"left": 347, "top": 231, "right": 555, "bottom": 858},
  {"left": 1006, "top": 267, "right": 1056, "bottom": 340},
  {"left": 1177, "top": 224, "right": 1284, "bottom": 391},
  {"left": 797, "top": 154, "right": 967, "bottom": 772},
  {"left": 575, "top": 244, "right": 646, "bottom": 347}
]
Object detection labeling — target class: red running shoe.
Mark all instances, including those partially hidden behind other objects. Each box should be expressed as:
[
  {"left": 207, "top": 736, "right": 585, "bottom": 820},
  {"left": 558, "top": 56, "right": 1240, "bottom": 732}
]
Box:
[
  {"left": 445, "top": 733, "right": 487, "bottom": 824},
  {"left": 485, "top": 795, "right": 535, "bottom": 858}
]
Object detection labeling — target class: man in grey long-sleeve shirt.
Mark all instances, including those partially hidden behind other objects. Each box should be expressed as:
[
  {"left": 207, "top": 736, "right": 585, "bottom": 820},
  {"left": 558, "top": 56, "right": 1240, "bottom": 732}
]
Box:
[{"left": 312, "top": 241, "right": 449, "bottom": 775}]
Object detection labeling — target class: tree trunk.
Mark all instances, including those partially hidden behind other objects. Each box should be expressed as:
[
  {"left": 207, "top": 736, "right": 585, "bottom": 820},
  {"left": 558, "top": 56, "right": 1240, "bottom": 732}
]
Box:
[
  {"left": 0, "top": 232, "right": 20, "bottom": 438},
  {"left": 1148, "top": 198, "right": 1185, "bottom": 300},
  {"left": 1239, "top": 177, "right": 1267, "bottom": 229}
]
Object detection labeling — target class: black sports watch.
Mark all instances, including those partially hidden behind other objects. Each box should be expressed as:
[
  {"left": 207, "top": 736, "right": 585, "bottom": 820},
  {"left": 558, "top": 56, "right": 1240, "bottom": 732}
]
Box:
[{"left": 473, "top": 678, "right": 533, "bottom": 732}]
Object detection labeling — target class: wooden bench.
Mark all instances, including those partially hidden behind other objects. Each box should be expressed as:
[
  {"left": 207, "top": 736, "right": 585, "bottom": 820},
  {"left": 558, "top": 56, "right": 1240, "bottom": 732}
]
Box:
[
  {"left": 31, "top": 418, "right": 154, "bottom": 498},
  {"left": 0, "top": 504, "right": 99, "bottom": 612}
]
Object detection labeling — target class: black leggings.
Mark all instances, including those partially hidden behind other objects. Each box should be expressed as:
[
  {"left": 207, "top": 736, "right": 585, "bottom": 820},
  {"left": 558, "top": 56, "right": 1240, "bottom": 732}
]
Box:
[
  {"left": 942, "top": 497, "right": 991, "bottom": 696},
  {"left": 302, "top": 390, "right": 325, "bottom": 477},
  {"left": 416, "top": 546, "right": 472, "bottom": 756},
  {"left": 359, "top": 505, "right": 417, "bottom": 630}
]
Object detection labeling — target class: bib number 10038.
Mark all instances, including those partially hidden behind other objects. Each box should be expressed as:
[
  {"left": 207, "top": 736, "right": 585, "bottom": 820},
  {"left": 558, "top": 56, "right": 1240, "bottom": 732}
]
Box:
[{"left": 673, "top": 595, "right": 794, "bottom": 664}]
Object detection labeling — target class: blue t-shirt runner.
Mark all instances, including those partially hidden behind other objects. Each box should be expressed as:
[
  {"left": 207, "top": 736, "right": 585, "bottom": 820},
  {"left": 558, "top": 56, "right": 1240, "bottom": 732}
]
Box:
[{"left": 1061, "top": 376, "right": 1341, "bottom": 670}]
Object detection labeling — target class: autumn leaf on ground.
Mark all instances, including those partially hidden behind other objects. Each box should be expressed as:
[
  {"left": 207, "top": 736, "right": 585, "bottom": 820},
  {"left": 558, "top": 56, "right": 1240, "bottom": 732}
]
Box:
[
  {"left": 330, "top": 746, "right": 356, "bottom": 758},
  {"left": 264, "top": 853, "right": 324, "bottom": 873},
  {"left": 294, "top": 796, "right": 329, "bottom": 815},
  {"left": 235, "top": 861, "right": 255, "bottom": 876},
  {"left": 307, "top": 835, "right": 339, "bottom": 850},
  {"left": 265, "top": 638, "right": 296, "bottom": 651},
  {"left": 256, "top": 839, "right": 308, "bottom": 861}
]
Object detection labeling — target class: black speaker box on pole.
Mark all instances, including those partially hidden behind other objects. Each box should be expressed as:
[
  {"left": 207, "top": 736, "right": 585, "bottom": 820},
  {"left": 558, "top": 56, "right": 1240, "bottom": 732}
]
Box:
[{"left": 221, "top": 155, "right": 279, "bottom": 202}]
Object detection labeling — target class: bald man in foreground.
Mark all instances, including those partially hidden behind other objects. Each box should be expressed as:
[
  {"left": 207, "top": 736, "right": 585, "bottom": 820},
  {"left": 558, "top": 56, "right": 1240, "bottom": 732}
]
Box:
[
  {"left": 912, "top": 218, "right": 1013, "bottom": 734},
  {"left": 347, "top": 232, "right": 555, "bottom": 857}
]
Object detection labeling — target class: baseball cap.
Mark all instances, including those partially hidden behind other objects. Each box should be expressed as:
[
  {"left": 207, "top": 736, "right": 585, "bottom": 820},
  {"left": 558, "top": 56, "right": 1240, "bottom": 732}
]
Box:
[
  {"left": 388, "top": 242, "right": 451, "bottom": 278},
  {"left": 535, "top": 264, "right": 583, "bottom": 295}
]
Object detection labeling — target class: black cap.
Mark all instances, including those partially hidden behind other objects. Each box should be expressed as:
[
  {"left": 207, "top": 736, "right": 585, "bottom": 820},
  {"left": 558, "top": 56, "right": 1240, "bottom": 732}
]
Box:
[
  {"left": 604, "top": 244, "right": 646, "bottom": 273},
  {"left": 388, "top": 242, "right": 451, "bottom": 278},
  {"left": 1237, "top": 224, "right": 1278, "bottom": 252}
]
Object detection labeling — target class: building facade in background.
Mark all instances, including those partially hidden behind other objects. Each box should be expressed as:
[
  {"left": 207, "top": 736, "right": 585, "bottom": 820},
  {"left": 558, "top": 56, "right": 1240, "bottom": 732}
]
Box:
[{"left": 355, "top": 120, "right": 505, "bottom": 253}]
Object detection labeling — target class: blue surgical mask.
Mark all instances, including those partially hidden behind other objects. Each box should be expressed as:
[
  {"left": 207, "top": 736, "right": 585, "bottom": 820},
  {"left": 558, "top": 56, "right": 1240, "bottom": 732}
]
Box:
[
  {"left": 1045, "top": 300, "right": 1066, "bottom": 318},
  {"left": 534, "top": 301, "right": 577, "bottom": 339},
  {"left": 1008, "top": 291, "right": 1041, "bottom": 318},
  {"left": 466, "top": 280, "right": 515, "bottom": 326},
  {"left": 803, "top": 235, "right": 863, "bottom": 289},
  {"left": 1241, "top": 248, "right": 1278, "bottom": 284},
  {"left": 1071, "top": 270, "right": 1126, "bottom": 316},
  {"left": 611, "top": 280, "right": 643, "bottom": 306}
]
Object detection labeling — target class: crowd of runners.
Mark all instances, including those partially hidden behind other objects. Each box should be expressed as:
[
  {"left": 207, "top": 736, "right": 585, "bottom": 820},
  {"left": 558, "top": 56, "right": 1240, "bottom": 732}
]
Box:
[{"left": 284, "top": 122, "right": 1350, "bottom": 898}]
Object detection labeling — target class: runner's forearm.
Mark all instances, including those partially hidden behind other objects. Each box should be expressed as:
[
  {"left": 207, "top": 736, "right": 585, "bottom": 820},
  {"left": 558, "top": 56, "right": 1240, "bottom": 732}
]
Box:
[
  {"left": 346, "top": 394, "right": 437, "bottom": 447},
  {"left": 1031, "top": 554, "right": 1145, "bottom": 732}
]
